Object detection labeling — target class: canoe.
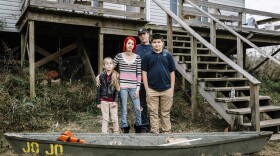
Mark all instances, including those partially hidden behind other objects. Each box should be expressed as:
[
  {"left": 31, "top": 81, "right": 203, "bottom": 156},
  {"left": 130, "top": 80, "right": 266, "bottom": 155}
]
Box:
[{"left": 4, "top": 131, "right": 272, "bottom": 156}]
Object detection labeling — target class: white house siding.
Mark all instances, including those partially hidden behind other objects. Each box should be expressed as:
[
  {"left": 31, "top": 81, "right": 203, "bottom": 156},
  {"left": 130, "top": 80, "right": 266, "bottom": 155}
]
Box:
[
  {"left": 148, "top": 0, "right": 170, "bottom": 25},
  {"left": 209, "top": 0, "right": 245, "bottom": 23},
  {"left": 0, "top": 0, "right": 21, "bottom": 32},
  {"left": 209, "top": 0, "right": 244, "bottom": 8},
  {"left": 147, "top": 0, "right": 245, "bottom": 26}
]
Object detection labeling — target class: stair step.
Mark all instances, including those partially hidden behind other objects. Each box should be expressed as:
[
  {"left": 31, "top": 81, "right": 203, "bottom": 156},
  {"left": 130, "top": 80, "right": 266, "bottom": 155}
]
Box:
[
  {"left": 198, "top": 78, "right": 247, "bottom": 82},
  {"left": 243, "top": 118, "right": 280, "bottom": 128},
  {"left": 173, "top": 53, "right": 214, "bottom": 56},
  {"left": 215, "top": 96, "right": 270, "bottom": 102},
  {"left": 164, "top": 40, "right": 191, "bottom": 43},
  {"left": 173, "top": 47, "right": 209, "bottom": 50},
  {"left": 186, "top": 69, "right": 236, "bottom": 72},
  {"left": 178, "top": 61, "right": 227, "bottom": 64},
  {"left": 227, "top": 105, "right": 280, "bottom": 115},
  {"left": 205, "top": 86, "right": 250, "bottom": 91},
  {"left": 159, "top": 33, "right": 191, "bottom": 38}
]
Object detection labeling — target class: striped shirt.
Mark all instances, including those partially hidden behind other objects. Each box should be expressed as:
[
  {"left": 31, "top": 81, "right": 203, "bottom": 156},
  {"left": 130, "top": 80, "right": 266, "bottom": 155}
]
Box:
[{"left": 114, "top": 53, "right": 141, "bottom": 91}]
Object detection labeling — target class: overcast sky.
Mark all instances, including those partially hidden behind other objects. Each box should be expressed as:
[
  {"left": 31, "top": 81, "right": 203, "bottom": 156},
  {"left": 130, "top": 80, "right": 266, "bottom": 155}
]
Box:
[{"left": 245, "top": 0, "right": 280, "bottom": 14}]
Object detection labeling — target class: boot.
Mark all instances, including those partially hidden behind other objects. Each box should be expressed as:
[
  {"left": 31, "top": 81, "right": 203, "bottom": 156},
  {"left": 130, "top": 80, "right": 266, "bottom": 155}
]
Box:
[
  {"left": 134, "top": 124, "right": 142, "bottom": 133},
  {"left": 122, "top": 126, "right": 130, "bottom": 133},
  {"left": 141, "top": 124, "right": 150, "bottom": 133}
]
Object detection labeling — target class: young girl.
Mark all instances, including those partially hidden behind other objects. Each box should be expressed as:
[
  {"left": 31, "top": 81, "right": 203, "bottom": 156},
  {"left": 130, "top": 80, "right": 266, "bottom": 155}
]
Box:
[
  {"left": 96, "top": 57, "right": 120, "bottom": 133},
  {"left": 114, "top": 36, "right": 142, "bottom": 133}
]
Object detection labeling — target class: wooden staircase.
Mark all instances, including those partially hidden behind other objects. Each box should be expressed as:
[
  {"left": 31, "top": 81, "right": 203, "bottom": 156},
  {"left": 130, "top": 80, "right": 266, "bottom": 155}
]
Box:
[{"left": 155, "top": 30, "right": 280, "bottom": 133}]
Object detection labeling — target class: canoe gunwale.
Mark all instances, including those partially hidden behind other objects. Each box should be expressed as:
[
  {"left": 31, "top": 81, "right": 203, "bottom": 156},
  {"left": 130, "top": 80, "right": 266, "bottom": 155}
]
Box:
[{"left": 4, "top": 131, "right": 273, "bottom": 150}]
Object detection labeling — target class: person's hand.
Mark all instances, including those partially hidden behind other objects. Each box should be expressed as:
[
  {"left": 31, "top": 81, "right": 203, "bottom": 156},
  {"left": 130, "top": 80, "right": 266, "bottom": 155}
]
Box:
[
  {"left": 111, "top": 102, "right": 117, "bottom": 108},
  {"left": 96, "top": 104, "right": 101, "bottom": 109},
  {"left": 95, "top": 75, "right": 100, "bottom": 87},
  {"left": 134, "top": 91, "right": 139, "bottom": 99}
]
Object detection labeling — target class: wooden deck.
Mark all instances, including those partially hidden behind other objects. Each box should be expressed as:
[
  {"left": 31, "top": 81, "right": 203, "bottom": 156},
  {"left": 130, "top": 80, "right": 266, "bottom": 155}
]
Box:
[{"left": 18, "top": 0, "right": 147, "bottom": 35}]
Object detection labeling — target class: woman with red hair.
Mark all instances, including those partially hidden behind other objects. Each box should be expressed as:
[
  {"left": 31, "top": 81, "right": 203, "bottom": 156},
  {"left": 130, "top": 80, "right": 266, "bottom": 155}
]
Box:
[{"left": 114, "top": 36, "right": 142, "bottom": 133}]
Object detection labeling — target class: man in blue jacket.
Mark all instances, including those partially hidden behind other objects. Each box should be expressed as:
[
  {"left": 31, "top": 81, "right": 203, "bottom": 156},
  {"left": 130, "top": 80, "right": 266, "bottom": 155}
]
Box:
[{"left": 136, "top": 28, "right": 152, "bottom": 133}]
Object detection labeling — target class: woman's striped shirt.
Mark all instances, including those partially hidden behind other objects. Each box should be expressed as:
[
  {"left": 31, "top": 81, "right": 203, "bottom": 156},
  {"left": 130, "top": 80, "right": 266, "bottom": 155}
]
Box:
[{"left": 114, "top": 53, "right": 141, "bottom": 91}]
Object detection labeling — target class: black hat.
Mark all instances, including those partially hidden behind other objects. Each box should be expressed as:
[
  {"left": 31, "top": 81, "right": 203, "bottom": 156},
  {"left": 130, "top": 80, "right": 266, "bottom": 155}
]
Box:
[{"left": 138, "top": 28, "right": 148, "bottom": 35}]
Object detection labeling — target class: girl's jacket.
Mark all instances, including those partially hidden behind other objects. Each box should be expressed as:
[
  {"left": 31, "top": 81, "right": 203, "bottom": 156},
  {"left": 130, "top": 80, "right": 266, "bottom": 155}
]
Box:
[{"left": 96, "top": 71, "right": 119, "bottom": 104}]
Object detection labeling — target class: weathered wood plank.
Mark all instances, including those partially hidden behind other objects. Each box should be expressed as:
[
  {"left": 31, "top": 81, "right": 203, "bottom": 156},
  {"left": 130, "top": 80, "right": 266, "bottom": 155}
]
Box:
[
  {"left": 100, "top": 28, "right": 137, "bottom": 36},
  {"left": 257, "top": 18, "right": 280, "bottom": 25},
  {"left": 80, "top": 41, "right": 96, "bottom": 82},
  {"left": 182, "top": 7, "right": 242, "bottom": 22},
  {"left": 191, "top": 36, "right": 198, "bottom": 120},
  {"left": 227, "top": 105, "right": 280, "bottom": 115},
  {"left": 215, "top": 96, "right": 270, "bottom": 103},
  {"left": 21, "top": 30, "right": 27, "bottom": 68},
  {"left": 188, "top": 0, "right": 280, "bottom": 19},
  {"left": 34, "top": 42, "right": 78, "bottom": 68},
  {"left": 184, "top": 0, "right": 280, "bottom": 67},
  {"left": 205, "top": 86, "right": 250, "bottom": 91},
  {"left": 97, "top": 0, "right": 145, "bottom": 8},
  {"left": 210, "top": 19, "right": 216, "bottom": 47},
  {"left": 35, "top": 46, "right": 60, "bottom": 64},
  {"left": 167, "top": 14, "right": 173, "bottom": 53},
  {"left": 29, "top": 20, "right": 36, "bottom": 98},
  {"left": 29, "top": 0, "right": 145, "bottom": 19},
  {"left": 237, "top": 37, "right": 243, "bottom": 77},
  {"left": 98, "top": 30, "right": 104, "bottom": 74},
  {"left": 98, "top": 0, "right": 103, "bottom": 16},
  {"left": 250, "top": 83, "right": 260, "bottom": 131}
]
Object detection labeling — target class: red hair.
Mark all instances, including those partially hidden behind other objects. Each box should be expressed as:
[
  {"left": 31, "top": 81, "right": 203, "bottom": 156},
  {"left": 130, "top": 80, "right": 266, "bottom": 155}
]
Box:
[{"left": 123, "top": 36, "right": 137, "bottom": 52}]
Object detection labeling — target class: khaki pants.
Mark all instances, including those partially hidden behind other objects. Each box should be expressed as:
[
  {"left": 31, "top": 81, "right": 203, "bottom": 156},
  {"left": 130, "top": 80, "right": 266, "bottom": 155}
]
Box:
[
  {"left": 101, "top": 101, "right": 119, "bottom": 133},
  {"left": 146, "top": 88, "right": 173, "bottom": 133}
]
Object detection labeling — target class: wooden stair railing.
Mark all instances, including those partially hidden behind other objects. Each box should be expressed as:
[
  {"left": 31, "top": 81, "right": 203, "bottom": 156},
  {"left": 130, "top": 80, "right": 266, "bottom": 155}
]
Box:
[
  {"left": 184, "top": 0, "right": 280, "bottom": 66},
  {"left": 152, "top": 0, "right": 263, "bottom": 131},
  {"left": 155, "top": 30, "right": 280, "bottom": 132}
]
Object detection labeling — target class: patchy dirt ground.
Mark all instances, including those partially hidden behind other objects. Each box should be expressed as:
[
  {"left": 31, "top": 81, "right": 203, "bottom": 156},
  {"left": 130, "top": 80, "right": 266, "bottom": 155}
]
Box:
[{"left": 1, "top": 90, "right": 279, "bottom": 156}]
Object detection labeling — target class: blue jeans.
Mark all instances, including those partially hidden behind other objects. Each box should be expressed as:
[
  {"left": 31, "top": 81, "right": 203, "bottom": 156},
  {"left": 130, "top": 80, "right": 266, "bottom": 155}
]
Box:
[{"left": 120, "top": 88, "right": 142, "bottom": 128}]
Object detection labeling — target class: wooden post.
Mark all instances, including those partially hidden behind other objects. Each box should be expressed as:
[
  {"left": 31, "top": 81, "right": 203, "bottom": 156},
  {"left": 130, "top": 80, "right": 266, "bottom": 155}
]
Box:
[
  {"left": 191, "top": 36, "right": 198, "bottom": 120},
  {"left": 250, "top": 83, "right": 260, "bottom": 131},
  {"left": 210, "top": 19, "right": 216, "bottom": 47},
  {"left": 98, "top": 29, "right": 104, "bottom": 74},
  {"left": 140, "top": 0, "right": 145, "bottom": 20},
  {"left": 237, "top": 37, "right": 243, "bottom": 77},
  {"left": 182, "top": 55, "right": 185, "bottom": 89},
  {"left": 178, "top": 0, "right": 183, "bottom": 19},
  {"left": 238, "top": 12, "right": 243, "bottom": 27},
  {"left": 29, "top": 21, "right": 36, "bottom": 97},
  {"left": 167, "top": 14, "right": 173, "bottom": 53},
  {"left": 21, "top": 32, "right": 26, "bottom": 68},
  {"left": 98, "top": 1, "right": 103, "bottom": 16}
]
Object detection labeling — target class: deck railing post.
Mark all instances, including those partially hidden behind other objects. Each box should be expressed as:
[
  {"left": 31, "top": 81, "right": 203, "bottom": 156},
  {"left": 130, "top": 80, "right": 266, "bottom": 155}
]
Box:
[
  {"left": 29, "top": 20, "right": 36, "bottom": 98},
  {"left": 98, "top": 0, "right": 103, "bottom": 16},
  {"left": 178, "top": 0, "right": 183, "bottom": 19},
  {"left": 191, "top": 36, "right": 198, "bottom": 120},
  {"left": 140, "top": 0, "right": 145, "bottom": 20},
  {"left": 167, "top": 14, "right": 173, "bottom": 53},
  {"left": 237, "top": 37, "right": 243, "bottom": 77},
  {"left": 250, "top": 83, "right": 260, "bottom": 131},
  {"left": 238, "top": 12, "right": 243, "bottom": 27},
  {"left": 210, "top": 19, "right": 216, "bottom": 47}
]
